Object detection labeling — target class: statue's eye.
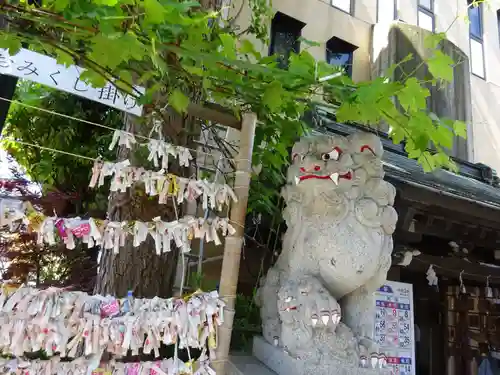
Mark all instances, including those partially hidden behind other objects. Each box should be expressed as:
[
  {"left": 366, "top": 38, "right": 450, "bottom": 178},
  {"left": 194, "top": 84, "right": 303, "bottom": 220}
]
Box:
[
  {"left": 321, "top": 147, "right": 342, "bottom": 161},
  {"left": 292, "top": 153, "right": 305, "bottom": 162},
  {"left": 360, "top": 145, "right": 376, "bottom": 155}
]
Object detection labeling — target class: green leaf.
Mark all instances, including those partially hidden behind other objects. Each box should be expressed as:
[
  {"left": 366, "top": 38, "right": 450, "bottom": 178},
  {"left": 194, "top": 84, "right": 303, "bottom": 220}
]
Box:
[
  {"left": 427, "top": 50, "right": 454, "bottom": 82},
  {"left": 55, "top": 49, "right": 74, "bottom": 67},
  {"left": 432, "top": 151, "right": 452, "bottom": 169},
  {"left": 219, "top": 34, "right": 237, "bottom": 60},
  {"left": 53, "top": 0, "right": 70, "bottom": 11},
  {"left": 80, "top": 69, "right": 107, "bottom": 88},
  {"left": 289, "top": 51, "right": 315, "bottom": 77},
  {"left": 453, "top": 120, "right": 467, "bottom": 138},
  {"left": 169, "top": 89, "right": 189, "bottom": 113},
  {"left": 239, "top": 39, "right": 261, "bottom": 60},
  {"left": 262, "top": 81, "right": 283, "bottom": 111},
  {"left": 424, "top": 32, "right": 446, "bottom": 49},
  {"left": 418, "top": 151, "right": 436, "bottom": 172},
  {"left": 92, "top": 0, "right": 120, "bottom": 5},
  {"left": 432, "top": 124, "right": 454, "bottom": 149},
  {"left": 389, "top": 127, "right": 405, "bottom": 144},
  {"left": 144, "top": 0, "right": 166, "bottom": 24},
  {"left": 115, "top": 70, "right": 133, "bottom": 92},
  {"left": 397, "top": 77, "right": 429, "bottom": 112},
  {"left": 0, "top": 34, "right": 22, "bottom": 55}
]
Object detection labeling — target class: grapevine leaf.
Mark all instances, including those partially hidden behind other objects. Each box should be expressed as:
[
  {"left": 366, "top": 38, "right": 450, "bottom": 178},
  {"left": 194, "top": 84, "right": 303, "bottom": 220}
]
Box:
[
  {"left": 418, "top": 151, "right": 436, "bottom": 172},
  {"left": 397, "top": 77, "right": 429, "bottom": 112},
  {"left": 144, "top": 0, "right": 166, "bottom": 24},
  {"left": 453, "top": 120, "right": 467, "bottom": 138},
  {"left": 432, "top": 124, "right": 454, "bottom": 149},
  {"left": 239, "top": 39, "right": 261, "bottom": 60},
  {"left": 219, "top": 34, "right": 237, "bottom": 60},
  {"left": 169, "top": 89, "right": 189, "bottom": 113},
  {"left": 55, "top": 49, "right": 75, "bottom": 67},
  {"left": 424, "top": 32, "right": 446, "bottom": 49},
  {"left": 427, "top": 50, "right": 454, "bottom": 82},
  {"left": 53, "top": 0, "right": 70, "bottom": 11},
  {"left": 262, "top": 81, "right": 283, "bottom": 111},
  {"left": 0, "top": 35, "right": 22, "bottom": 55}
]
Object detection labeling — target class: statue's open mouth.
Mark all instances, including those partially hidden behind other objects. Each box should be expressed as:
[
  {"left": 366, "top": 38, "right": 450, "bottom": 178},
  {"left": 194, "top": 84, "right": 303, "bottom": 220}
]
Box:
[{"left": 295, "top": 170, "right": 352, "bottom": 185}]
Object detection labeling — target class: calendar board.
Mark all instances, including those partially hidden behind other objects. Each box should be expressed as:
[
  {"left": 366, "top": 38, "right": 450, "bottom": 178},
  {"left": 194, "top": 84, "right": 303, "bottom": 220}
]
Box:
[{"left": 373, "top": 281, "right": 416, "bottom": 375}]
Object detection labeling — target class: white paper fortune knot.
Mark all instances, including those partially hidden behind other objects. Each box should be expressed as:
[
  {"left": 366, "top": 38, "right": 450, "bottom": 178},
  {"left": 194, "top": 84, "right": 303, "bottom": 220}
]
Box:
[
  {"left": 109, "top": 130, "right": 137, "bottom": 151},
  {"left": 426, "top": 265, "right": 438, "bottom": 286},
  {"left": 0, "top": 356, "right": 217, "bottom": 375},
  {"left": 88, "top": 160, "right": 238, "bottom": 210},
  {"left": 0, "top": 287, "right": 225, "bottom": 361},
  {"left": 36, "top": 216, "right": 234, "bottom": 254}
]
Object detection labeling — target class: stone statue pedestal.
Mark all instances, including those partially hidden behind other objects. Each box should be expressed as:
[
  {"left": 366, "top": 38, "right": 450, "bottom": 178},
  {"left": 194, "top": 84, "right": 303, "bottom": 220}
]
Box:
[{"left": 253, "top": 336, "right": 390, "bottom": 375}]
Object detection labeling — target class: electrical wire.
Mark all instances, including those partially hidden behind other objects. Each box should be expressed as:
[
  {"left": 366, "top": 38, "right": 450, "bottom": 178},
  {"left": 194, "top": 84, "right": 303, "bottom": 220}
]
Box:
[{"left": 0, "top": 96, "right": 251, "bottom": 163}]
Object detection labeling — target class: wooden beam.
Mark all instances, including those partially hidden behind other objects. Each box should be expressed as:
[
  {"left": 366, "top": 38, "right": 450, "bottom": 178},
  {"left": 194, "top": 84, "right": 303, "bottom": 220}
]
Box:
[
  {"left": 393, "top": 180, "right": 500, "bottom": 226},
  {"left": 187, "top": 102, "right": 241, "bottom": 130},
  {"left": 408, "top": 254, "right": 500, "bottom": 284},
  {"left": 396, "top": 184, "right": 500, "bottom": 230}
]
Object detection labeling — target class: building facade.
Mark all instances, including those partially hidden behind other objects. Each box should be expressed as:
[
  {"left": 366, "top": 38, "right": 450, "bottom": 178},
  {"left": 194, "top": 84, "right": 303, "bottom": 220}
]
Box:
[{"left": 234, "top": 0, "right": 500, "bottom": 174}]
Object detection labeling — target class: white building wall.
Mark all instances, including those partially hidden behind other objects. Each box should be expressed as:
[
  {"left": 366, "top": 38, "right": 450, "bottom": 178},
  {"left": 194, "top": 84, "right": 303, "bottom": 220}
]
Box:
[{"left": 231, "top": 0, "right": 500, "bottom": 172}]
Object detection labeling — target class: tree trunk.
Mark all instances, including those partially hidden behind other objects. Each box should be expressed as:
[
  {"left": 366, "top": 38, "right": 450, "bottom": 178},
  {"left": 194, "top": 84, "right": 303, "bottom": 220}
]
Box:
[
  {"left": 93, "top": 0, "right": 225, "bottom": 302},
  {"left": 94, "top": 113, "right": 182, "bottom": 298}
]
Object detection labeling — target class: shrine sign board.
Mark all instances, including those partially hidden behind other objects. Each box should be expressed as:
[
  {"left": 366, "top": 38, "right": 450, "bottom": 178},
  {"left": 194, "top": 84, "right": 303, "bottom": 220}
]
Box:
[
  {"left": 0, "top": 48, "right": 144, "bottom": 116},
  {"left": 373, "top": 281, "right": 416, "bottom": 375}
]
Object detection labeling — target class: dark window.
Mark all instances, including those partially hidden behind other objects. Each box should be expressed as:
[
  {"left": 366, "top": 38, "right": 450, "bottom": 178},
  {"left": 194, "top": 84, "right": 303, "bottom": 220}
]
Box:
[
  {"left": 418, "top": 0, "right": 434, "bottom": 32},
  {"left": 468, "top": 0, "right": 485, "bottom": 78},
  {"left": 468, "top": 0, "right": 482, "bottom": 40},
  {"left": 326, "top": 37, "right": 357, "bottom": 78},
  {"left": 269, "top": 12, "right": 305, "bottom": 69}
]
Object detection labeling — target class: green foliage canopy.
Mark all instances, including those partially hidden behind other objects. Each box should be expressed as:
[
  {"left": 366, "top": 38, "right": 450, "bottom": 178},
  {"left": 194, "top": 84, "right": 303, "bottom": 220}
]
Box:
[
  {"left": 0, "top": 0, "right": 469, "bottom": 215},
  {"left": 4, "top": 81, "right": 119, "bottom": 215}
]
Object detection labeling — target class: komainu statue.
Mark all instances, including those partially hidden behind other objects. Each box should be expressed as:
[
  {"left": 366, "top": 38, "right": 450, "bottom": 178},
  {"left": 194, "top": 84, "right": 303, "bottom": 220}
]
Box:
[{"left": 256, "top": 132, "right": 398, "bottom": 369}]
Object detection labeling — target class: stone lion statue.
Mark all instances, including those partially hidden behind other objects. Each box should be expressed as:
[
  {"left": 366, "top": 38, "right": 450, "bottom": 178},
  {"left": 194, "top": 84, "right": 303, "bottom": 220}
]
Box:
[{"left": 256, "top": 132, "right": 397, "bottom": 369}]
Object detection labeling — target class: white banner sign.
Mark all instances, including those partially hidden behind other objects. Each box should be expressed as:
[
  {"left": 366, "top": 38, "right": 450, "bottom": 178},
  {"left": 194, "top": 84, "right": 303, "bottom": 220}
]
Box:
[{"left": 0, "top": 48, "right": 144, "bottom": 116}]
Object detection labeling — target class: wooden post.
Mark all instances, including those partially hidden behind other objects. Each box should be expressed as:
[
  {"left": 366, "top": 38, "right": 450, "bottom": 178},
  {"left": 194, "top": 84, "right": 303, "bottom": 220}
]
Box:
[{"left": 213, "top": 112, "right": 256, "bottom": 375}]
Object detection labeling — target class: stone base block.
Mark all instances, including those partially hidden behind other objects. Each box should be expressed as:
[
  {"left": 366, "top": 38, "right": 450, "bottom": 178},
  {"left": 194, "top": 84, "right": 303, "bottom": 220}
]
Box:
[
  {"left": 228, "top": 355, "right": 278, "bottom": 375},
  {"left": 253, "top": 336, "right": 390, "bottom": 375}
]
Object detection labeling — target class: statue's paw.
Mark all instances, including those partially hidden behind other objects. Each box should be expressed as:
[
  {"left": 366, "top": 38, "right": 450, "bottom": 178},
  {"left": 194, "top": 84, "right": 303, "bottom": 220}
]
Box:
[
  {"left": 359, "top": 352, "right": 387, "bottom": 369},
  {"left": 359, "top": 340, "right": 387, "bottom": 369},
  {"left": 306, "top": 292, "right": 341, "bottom": 330},
  {"left": 278, "top": 276, "right": 342, "bottom": 331}
]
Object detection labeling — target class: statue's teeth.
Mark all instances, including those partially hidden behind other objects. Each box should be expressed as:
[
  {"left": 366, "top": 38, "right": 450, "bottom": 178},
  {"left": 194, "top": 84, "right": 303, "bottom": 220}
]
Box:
[
  {"left": 379, "top": 355, "right": 386, "bottom": 368},
  {"left": 321, "top": 313, "right": 329, "bottom": 325},
  {"left": 295, "top": 177, "right": 300, "bottom": 185},
  {"left": 311, "top": 315, "right": 318, "bottom": 326},
  {"left": 332, "top": 310, "right": 341, "bottom": 324},
  {"left": 330, "top": 173, "right": 339, "bottom": 185}
]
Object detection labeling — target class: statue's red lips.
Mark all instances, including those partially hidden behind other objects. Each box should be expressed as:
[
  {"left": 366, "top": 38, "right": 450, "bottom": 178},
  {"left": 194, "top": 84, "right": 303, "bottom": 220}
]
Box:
[{"left": 299, "top": 171, "right": 353, "bottom": 181}]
